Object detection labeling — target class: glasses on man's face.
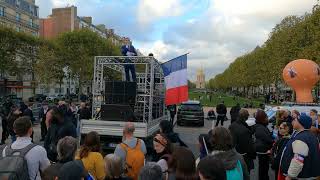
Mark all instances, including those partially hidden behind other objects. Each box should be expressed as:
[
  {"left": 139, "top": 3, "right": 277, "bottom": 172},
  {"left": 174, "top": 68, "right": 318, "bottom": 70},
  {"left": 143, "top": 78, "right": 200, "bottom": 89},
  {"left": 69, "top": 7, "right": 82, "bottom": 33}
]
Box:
[{"left": 279, "top": 127, "right": 285, "bottom": 130}]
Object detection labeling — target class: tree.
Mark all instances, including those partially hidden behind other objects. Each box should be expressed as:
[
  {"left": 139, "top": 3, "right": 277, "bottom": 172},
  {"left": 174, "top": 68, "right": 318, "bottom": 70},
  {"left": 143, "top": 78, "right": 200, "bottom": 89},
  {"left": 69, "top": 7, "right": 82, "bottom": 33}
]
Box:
[
  {"left": 208, "top": 5, "right": 320, "bottom": 96},
  {"left": 188, "top": 80, "right": 196, "bottom": 89},
  {"left": 35, "top": 40, "right": 65, "bottom": 92},
  {"left": 55, "top": 29, "right": 120, "bottom": 94}
]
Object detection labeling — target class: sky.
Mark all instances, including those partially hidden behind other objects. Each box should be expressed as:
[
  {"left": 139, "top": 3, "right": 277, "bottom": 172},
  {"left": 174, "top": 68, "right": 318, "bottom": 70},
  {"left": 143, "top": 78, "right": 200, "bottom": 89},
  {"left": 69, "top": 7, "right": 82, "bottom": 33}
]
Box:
[{"left": 35, "top": 0, "right": 317, "bottom": 81}]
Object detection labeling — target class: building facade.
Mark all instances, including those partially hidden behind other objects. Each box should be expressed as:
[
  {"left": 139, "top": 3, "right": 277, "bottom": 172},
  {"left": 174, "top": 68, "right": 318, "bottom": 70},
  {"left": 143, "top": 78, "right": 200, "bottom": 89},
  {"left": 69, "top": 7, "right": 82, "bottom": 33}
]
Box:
[
  {"left": 0, "top": 0, "right": 39, "bottom": 35},
  {"left": 0, "top": 0, "right": 39, "bottom": 100},
  {"left": 196, "top": 68, "right": 205, "bottom": 89}
]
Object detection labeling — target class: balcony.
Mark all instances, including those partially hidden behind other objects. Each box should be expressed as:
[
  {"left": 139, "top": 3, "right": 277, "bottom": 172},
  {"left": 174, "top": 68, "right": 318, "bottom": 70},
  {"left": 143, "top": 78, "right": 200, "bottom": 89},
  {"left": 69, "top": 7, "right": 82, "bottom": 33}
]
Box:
[
  {"left": 0, "top": 11, "right": 39, "bottom": 30},
  {"left": 3, "top": 0, "right": 38, "bottom": 17}
]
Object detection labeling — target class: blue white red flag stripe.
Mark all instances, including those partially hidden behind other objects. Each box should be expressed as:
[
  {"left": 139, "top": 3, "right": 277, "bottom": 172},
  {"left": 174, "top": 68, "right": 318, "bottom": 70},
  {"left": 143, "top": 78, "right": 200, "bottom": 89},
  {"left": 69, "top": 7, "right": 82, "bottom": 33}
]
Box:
[{"left": 162, "top": 54, "right": 188, "bottom": 105}]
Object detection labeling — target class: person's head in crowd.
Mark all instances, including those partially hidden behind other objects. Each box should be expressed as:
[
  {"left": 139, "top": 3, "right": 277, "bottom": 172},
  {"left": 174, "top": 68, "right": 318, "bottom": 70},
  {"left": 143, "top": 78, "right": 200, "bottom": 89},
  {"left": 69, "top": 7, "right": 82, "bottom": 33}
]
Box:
[
  {"left": 159, "top": 120, "right": 173, "bottom": 134},
  {"left": 46, "top": 106, "right": 63, "bottom": 124},
  {"left": 12, "top": 105, "right": 22, "bottom": 115},
  {"left": 197, "top": 156, "right": 227, "bottom": 180},
  {"left": 255, "top": 109, "right": 268, "bottom": 126},
  {"left": 123, "top": 122, "right": 135, "bottom": 140},
  {"left": 276, "top": 110, "right": 286, "bottom": 121},
  {"left": 138, "top": 162, "right": 163, "bottom": 180},
  {"left": 27, "top": 102, "right": 33, "bottom": 108},
  {"left": 198, "top": 134, "right": 211, "bottom": 159},
  {"left": 291, "top": 109, "right": 300, "bottom": 120},
  {"left": 153, "top": 133, "right": 172, "bottom": 155},
  {"left": 58, "top": 160, "right": 88, "bottom": 180},
  {"left": 79, "top": 131, "right": 101, "bottom": 159},
  {"left": 58, "top": 103, "right": 68, "bottom": 117},
  {"left": 80, "top": 102, "right": 86, "bottom": 109},
  {"left": 310, "top": 109, "right": 318, "bottom": 121},
  {"left": 13, "top": 116, "right": 32, "bottom": 137},
  {"left": 209, "top": 127, "right": 233, "bottom": 152},
  {"left": 279, "top": 122, "right": 290, "bottom": 136},
  {"left": 238, "top": 109, "right": 249, "bottom": 122},
  {"left": 284, "top": 109, "right": 291, "bottom": 118},
  {"left": 42, "top": 100, "right": 49, "bottom": 108},
  {"left": 104, "top": 154, "right": 124, "bottom": 179},
  {"left": 168, "top": 146, "right": 197, "bottom": 180},
  {"left": 57, "top": 136, "right": 78, "bottom": 163},
  {"left": 293, "top": 113, "right": 312, "bottom": 131}
]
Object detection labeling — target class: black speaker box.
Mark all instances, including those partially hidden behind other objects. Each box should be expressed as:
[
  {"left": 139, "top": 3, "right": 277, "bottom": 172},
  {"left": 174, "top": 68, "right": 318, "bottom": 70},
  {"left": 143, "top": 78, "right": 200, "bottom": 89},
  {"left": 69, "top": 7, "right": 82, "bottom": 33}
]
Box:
[{"left": 100, "top": 104, "right": 135, "bottom": 121}]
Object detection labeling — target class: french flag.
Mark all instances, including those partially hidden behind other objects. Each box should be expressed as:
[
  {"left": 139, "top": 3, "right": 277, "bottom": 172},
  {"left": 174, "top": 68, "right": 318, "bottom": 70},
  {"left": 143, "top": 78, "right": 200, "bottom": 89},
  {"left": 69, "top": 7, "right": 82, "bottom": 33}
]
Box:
[{"left": 162, "top": 54, "right": 188, "bottom": 105}]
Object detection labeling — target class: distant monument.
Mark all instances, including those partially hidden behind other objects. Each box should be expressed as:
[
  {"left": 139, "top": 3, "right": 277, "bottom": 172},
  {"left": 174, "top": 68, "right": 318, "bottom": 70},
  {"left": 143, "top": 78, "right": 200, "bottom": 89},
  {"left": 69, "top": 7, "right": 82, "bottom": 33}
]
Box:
[{"left": 196, "top": 67, "right": 205, "bottom": 89}]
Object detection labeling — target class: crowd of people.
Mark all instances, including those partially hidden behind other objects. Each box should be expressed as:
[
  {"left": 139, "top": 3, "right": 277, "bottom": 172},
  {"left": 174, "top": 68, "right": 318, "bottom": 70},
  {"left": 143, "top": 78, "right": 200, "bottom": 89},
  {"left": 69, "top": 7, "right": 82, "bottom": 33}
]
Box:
[{"left": 0, "top": 97, "right": 320, "bottom": 180}]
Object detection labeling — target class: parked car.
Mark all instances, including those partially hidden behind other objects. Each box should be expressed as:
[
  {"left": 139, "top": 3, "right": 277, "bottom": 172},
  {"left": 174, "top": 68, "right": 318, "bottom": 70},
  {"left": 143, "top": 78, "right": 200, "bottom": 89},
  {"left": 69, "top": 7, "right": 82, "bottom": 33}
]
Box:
[
  {"left": 177, "top": 100, "right": 204, "bottom": 127},
  {"left": 28, "top": 94, "right": 47, "bottom": 102},
  {"left": 56, "top": 94, "right": 65, "bottom": 100},
  {"left": 46, "top": 95, "right": 57, "bottom": 102}
]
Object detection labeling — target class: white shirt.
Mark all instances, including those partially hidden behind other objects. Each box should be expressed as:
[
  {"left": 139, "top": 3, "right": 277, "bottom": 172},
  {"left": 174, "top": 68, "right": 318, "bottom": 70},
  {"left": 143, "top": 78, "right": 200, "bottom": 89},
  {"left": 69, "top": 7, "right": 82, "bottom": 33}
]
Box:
[{"left": 2, "top": 137, "right": 50, "bottom": 180}]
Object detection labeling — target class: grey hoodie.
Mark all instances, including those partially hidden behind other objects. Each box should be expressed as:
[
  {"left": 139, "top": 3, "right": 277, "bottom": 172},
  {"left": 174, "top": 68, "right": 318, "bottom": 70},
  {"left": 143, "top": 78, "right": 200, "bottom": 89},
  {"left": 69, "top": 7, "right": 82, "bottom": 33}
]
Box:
[
  {"left": 114, "top": 137, "right": 147, "bottom": 168},
  {"left": 211, "top": 149, "right": 250, "bottom": 180}
]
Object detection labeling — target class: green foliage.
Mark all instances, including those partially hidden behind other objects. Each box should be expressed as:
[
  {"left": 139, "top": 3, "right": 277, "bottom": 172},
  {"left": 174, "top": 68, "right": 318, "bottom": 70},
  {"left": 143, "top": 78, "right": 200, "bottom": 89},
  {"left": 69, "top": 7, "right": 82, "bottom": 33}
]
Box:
[
  {"left": 188, "top": 80, "right": 196, "bottom": 89},
  {"left": 189, "top": 91, "right": 263, "bottom": 107},
  {"left": 55, "top": 29, "right": 120, "bottom": 93},
  {"left": 208, "top": 5, "right": 320, "bottom": 91},
  {"left": 0, "top": 26, "right": 40, "bottom": 77}
]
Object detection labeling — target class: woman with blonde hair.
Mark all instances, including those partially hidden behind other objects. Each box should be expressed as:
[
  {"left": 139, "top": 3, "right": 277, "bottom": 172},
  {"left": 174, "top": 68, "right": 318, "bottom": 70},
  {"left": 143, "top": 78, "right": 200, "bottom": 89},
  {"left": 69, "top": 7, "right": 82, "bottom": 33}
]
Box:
[{"left": 104, "top": 154, "right": 130, "bottom": 180}]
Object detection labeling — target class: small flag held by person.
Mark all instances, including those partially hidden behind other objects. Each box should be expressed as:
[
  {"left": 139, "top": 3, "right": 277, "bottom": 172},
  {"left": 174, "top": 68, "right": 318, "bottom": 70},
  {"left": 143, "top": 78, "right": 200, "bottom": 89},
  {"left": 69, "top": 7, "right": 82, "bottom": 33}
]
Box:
[{"left": 162, "top": 54, "right": 188, "bottom": 105}]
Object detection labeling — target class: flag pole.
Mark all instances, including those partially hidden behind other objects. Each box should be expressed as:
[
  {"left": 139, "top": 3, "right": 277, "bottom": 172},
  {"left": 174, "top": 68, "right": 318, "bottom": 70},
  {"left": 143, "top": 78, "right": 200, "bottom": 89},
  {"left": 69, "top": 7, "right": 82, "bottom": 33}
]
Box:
[{"left": 161, "top": 52, "right": 190, "bottom": 64}]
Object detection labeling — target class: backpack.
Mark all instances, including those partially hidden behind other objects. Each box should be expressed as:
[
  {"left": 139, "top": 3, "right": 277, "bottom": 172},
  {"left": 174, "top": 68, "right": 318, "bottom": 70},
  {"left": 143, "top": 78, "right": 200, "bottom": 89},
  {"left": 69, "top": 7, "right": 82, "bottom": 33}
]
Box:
[
  {"left": 226, "top": 160, "right": 243, "bottom": 180},
  {"left": 0, "top": 143, "right": 37, "bottom": 180},
  {"left": 120, "top": 139, "right": 145, "bottom": 180}
]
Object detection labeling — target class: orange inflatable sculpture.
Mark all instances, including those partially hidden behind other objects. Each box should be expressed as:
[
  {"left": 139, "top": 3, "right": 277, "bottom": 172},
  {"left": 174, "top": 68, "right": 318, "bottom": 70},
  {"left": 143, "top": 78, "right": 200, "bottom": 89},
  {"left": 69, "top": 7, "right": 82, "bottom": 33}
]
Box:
[{"left": 283, "top": 59, "right": 320, "bottom": 103}]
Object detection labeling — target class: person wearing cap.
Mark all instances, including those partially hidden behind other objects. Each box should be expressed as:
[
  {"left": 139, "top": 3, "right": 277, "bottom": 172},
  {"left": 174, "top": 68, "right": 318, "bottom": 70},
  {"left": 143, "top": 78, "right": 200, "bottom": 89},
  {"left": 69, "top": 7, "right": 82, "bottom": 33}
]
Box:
[{"left": 280, "top": 113, "right": 320, "bottom": 180}]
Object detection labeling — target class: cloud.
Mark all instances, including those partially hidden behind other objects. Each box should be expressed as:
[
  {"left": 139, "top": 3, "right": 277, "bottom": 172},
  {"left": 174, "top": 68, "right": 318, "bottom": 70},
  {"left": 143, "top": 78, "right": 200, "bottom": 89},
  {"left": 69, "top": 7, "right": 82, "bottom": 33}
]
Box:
[
  {"left": 137, "top": 0, "right": 183, "bottom": 27},
  {"left": 158, "top": 0, "right": 316, "bottom": 80}
]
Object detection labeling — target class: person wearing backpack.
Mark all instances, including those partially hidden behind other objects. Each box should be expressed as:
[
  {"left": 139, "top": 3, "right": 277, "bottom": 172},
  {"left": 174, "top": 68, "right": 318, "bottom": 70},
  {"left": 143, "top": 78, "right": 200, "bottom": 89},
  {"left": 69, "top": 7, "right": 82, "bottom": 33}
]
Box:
[
  {"left": 0, "top": 116, "right": 50, "bottom": 180},
  {"left": 114, "top": 122, "right": 146, "bottom": 180},
  {"left": 209, "top": 127, "right": 249, "bottom": 180}
]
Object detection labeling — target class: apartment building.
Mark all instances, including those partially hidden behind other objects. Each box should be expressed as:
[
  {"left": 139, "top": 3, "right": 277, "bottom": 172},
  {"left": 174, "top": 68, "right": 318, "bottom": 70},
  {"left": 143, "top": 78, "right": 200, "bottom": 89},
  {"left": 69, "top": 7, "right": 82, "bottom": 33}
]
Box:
[{"left": 0, "top": 0, "right": 39, "bottom": 99}]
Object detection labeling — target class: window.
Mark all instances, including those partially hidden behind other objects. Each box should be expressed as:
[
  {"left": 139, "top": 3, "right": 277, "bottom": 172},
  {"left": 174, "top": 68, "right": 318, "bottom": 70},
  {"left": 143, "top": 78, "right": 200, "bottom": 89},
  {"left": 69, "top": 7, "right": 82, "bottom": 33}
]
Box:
[
  {"left": 16, "top": 12, "right": 21, "bottom": 22},
  {"left": 29, "top": 18, "right": 33, "bottom": 27},
  {"left": 54, "top": 88, "right": 60, "bottom": 94},
  {"left": 0, "top": 6, "right": 4, "bottom": 16},
  {"left": 16, "top": 0, "right": 20, "bottom": 7}
]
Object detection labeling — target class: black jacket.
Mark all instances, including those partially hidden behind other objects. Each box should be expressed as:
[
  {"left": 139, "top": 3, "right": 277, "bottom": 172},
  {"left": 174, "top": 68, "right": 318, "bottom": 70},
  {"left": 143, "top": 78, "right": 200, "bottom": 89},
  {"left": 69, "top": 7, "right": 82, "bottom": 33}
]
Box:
[
  {"left": 253, "top": 123, "right": 273, "bottom": 153},
  {"left": 216, "top": 103, "right": 227, "bottom": 115},
  {"left": 78, "top": 108, "right": 91, "bottom": 120},
  {"left": 229, "top": 120, "right": 256, "bottom": 170},
  {"left": 44, "top": 120, "right": 77, "bottom": 161},
  {"left": 23, "top": 108, "right": 35, "bottom": 122},
  {"left": 165, "top": 132, "right": 187, "bottom": 147},
  {"left": 230, "top": 105, "right": 241, "bottom": 122}
]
